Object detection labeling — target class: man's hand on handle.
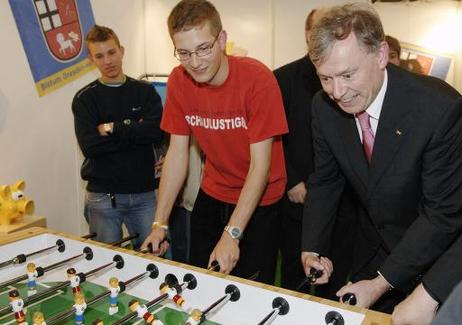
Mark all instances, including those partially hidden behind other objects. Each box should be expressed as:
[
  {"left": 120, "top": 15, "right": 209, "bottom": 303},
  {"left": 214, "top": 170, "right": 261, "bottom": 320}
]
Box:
[
  {"left": 336, "top": 275, "right": 391, "bottom": 308},
  {"left": 301, "top": 252, "right": 333, "bottom": 285},
  {"left": 141, "top": 224, "right": 169, "bottom": 256},
  {"left": 208, "top": 232, "right": 240, "bottom": 274}
]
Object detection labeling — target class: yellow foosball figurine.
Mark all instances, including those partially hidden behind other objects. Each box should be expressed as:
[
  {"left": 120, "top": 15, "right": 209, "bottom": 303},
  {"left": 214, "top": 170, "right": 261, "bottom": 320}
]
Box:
[
  {"left": 73, "top": 292, "right": 87, "bottom": 325},
  {"left": 108, "top": 277, "right": 120, "bottom": 315},
  {"left": 32, "top": 311, "right": 46, "bottom": 325},
  {"left": 27, "top": 262, "right": 38, "bottom": 296},
  {"left": 128, "top": 299, "right": 163, "bottom": 325},
  {"left": 185, "top": 309, "right": 203, "bottom": 325}
]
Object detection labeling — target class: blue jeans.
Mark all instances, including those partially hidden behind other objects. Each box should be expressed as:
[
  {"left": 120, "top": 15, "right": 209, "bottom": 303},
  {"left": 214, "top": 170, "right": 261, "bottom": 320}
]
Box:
[{"left": 84, "top": 191, "right": 156, "bottom": 249}]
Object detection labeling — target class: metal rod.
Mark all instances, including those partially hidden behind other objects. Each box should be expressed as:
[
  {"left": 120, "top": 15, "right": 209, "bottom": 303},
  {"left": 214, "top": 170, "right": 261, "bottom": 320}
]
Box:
[
  {"left": 89, "top": 271, "right": 149, "bottom": 306},
  {"left": 0, "top": 274, "right": 27, "bottom": 289},
  {"left": 0, "top": 252, "right": 86, "bottom": 290},
  {"left": 0, "top": 242, "right": 61, "bottom": 270},
  {"left": 124, "top": 272, "right": 148, "bottom": 287},
  {"left": 0, "top": 259, "right": 14, "bottom": 269},
  {"left": 42, "top": 253, "right": 85, "bottom": 273},
  {"left": 257, "top": 309, "right": 278, "bottom": 325},
  {"left": 202, "top": 294, "right": 231, "bottom": 316},
  {"left": 84, "top": 261, "right": 114, "bottom": 278},
  {"left": 24, "top": 244, "right": 57, "bottom": 259},
  {"left": 45, "top": 306, "right": 75, "bottom": 325},
  {"left": 110, "top": 234, "right": 139, "bottom": 247}
]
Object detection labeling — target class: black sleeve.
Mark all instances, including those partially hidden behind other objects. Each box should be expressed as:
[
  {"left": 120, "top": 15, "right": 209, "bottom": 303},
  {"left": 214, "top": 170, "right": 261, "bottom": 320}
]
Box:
[
  {"left": 302, "top": 98, "right": 345, "bottom": 255},
  {"left": 72, "top": 95, "right": 125, "bottom": 158},
  {"left": 111, "top": 86, "right": 163, "bottom": 146},
  {"left": 274, "top": 68, "right": 302, "bottom": 190}
]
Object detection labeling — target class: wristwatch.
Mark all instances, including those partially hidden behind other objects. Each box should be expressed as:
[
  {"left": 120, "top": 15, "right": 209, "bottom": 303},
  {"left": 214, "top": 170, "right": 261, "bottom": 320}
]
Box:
[
  {"left": 103, "top": 123, "right": 112, "bottom": 134},
  {"left": 224, "top": 225, "right": 243, "bottom": 240}
]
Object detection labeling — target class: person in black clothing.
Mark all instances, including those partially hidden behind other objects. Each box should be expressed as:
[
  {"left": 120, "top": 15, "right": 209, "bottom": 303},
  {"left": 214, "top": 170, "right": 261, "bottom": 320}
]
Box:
[
  {"left": 72, "top": 25, "right": 163, "bottom": 249},
  {"left": 273, "top": 8, "right": 357, "bottom": 299}
]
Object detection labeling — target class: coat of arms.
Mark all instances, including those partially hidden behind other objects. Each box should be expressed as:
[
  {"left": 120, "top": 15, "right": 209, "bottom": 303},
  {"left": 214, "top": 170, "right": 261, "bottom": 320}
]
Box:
[{"left": 33, "top": 0, "right": 83, "bottom": 61}]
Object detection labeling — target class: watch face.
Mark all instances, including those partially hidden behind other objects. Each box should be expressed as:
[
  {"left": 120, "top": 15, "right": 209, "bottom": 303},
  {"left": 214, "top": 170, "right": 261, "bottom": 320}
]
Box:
[
  {"left": 225, "top": 226, "right": 242, "bottom": 239},
  {"left": 231, "top": 228, "right": 241, "bottom": 238}
]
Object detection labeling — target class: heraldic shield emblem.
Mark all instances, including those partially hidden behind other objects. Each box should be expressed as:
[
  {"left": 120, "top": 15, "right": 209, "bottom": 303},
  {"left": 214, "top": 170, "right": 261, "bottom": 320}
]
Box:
[{"left": 33, "top": 0, "right": 83, "bottom": 61}]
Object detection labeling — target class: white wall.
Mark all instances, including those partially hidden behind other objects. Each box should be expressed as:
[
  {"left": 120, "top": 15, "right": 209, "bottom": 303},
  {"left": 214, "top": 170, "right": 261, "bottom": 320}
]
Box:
[{"left": 273, "top": 0, "right": 367, "bottom": 69}]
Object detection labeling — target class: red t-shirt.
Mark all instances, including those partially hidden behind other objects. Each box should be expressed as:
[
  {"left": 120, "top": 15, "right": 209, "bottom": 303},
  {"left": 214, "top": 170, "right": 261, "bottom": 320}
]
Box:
[{"left": 161, "top": 56, "right": 288, "bottom": 205}]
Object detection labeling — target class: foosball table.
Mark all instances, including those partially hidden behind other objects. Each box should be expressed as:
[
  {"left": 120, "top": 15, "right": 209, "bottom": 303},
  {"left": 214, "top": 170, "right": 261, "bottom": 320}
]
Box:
[{"left": 0, "top": 228, "right": 391, "bottom": 324}]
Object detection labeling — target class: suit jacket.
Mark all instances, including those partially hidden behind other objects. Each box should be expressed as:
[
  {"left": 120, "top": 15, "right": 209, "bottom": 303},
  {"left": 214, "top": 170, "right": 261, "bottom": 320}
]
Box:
[
  {"left": 302, "top": 64, "right": 462, "bottom": 295},
  {"left": 274, "top": 56, "right": 322, "bottom": 192}
]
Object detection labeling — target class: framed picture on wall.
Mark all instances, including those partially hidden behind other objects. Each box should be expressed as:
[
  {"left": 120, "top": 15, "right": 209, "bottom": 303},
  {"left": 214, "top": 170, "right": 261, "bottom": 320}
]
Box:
[{"left": 399, "top": 42, "right": 453, "bottom": 81}]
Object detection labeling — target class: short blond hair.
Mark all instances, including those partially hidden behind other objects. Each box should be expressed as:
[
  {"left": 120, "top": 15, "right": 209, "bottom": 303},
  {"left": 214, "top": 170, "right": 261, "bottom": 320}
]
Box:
[
  {"left": 168, "top": 0, "right": 222, "bottom": 38},
  {"left": 109, "top": 277, "right": 118, "bottom": 286},
  {"left": 86, "top": 25, "right": 121, "bottom": 51}
]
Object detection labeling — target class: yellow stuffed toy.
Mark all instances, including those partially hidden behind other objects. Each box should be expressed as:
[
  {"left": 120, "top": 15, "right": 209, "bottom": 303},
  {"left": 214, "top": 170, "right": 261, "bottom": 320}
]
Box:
[{"left": 0, "top": 181, "right": 34, "bottom": 225}]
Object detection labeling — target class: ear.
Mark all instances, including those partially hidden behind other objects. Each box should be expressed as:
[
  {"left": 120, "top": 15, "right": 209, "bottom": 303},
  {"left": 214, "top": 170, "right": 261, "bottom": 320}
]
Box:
[
  {"left": 218, "top": 30, "right": 228, "bottom": 52},
  {"left": 120, "top": 46, "right": 125, "bottom": 57},
  {"left": 377, "top": 40, "right": 389, "bottom": 69},
  {"left": 13, "top": 180, "right": 25, "bottom": 191},
  {"left": 305, "top": 30, "right": 311, "bottom": 48}
]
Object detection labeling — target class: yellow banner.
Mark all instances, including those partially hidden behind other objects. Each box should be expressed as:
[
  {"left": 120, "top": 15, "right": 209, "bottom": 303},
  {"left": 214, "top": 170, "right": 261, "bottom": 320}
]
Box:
[{"left": 35, "top": 58, "right": 95, "bottom": 97}]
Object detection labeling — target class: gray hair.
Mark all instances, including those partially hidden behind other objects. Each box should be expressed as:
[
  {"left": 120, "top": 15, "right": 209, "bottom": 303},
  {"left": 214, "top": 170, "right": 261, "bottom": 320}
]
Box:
[{"left": 308, "top": 3, "right": 384, "bottom": 64}]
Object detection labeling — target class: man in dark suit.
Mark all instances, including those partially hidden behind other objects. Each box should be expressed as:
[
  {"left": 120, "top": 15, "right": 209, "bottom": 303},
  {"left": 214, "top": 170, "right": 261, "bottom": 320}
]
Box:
[
  {"left": 273, "top": 8, "right": 356, "bottom": 299},
  {"left": 301, "top": 2, "right": 462, "bottom": 316}
]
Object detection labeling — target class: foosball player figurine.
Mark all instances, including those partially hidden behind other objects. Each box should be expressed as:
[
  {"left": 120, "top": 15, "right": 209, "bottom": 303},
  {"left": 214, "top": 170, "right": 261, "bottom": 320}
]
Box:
[
  {"left": 9, "top": 289, "right": 26, "bottom": 324},
  {"left": 32, "top": 311, "right": 46, "bottom": 325},
  {"left": 67, "top": 267, "right": 81, "bottom": 296},
  {"left": 27, "top": 262, "right": 38, "bottom": 296},
  {"left": 159, "top": 282, "right": 191, "bottom": 312},
  {"left": 108, "top": 276, "right": 120, "bottom": 315},
  {"left": 92, "top": 319, "right": 103, "bottom": 325},
  {"left": 185, "top": 309, "right": 203, "bottom": 325},
  {"left": 73, "top": 292, "right": 87, "bottom": 325},
  {"left": 128, "top": 299, "right": 163, "bottom": 325}
]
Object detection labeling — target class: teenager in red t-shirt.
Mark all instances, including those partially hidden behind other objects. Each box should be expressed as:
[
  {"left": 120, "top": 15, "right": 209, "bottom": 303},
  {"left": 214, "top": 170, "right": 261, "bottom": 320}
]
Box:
[{"left": 142, "top": 0, "right": 288, "bottom": 284}]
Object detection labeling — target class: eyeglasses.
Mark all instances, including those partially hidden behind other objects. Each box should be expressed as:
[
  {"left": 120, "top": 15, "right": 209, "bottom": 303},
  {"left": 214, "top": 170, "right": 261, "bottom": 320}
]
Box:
[{"left": 174, "top": 33, "right": 220, "bottom": 61}]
